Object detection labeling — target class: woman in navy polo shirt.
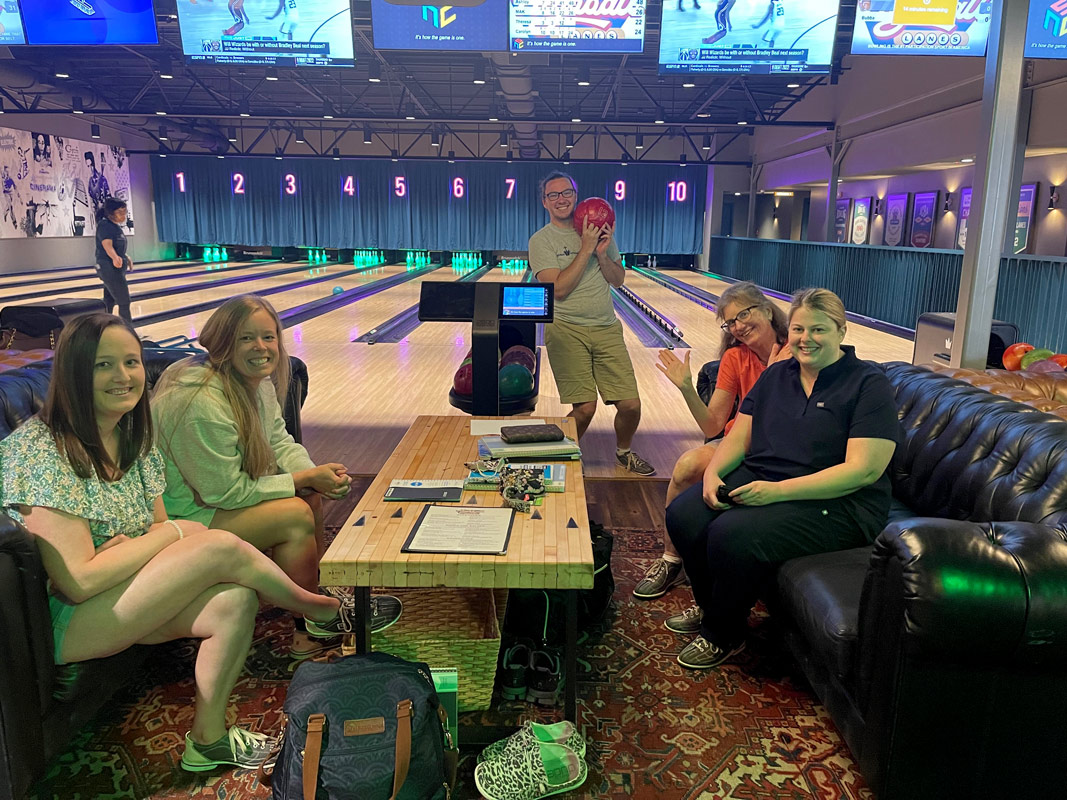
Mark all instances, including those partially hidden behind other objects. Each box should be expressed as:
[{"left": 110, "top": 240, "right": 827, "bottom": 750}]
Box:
[{"left": 664, "top": 288, "right": 899, "bottom": 670}]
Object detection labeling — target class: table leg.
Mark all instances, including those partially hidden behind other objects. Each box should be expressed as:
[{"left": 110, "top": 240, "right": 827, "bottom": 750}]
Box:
[
  {"left": 354, "top": 586, "right": 372, "bottom": 654},
  {"left": 565, "top": 589, "right": 578, "bottom": 722}
]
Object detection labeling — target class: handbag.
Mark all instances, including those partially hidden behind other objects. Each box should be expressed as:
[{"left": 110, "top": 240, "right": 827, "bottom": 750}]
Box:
[
  {"left": 267, "top": 652, "right": 455, "bottom": 800},
  {"left": 0, "top": 298, "right": 106, "bottom": 350}
]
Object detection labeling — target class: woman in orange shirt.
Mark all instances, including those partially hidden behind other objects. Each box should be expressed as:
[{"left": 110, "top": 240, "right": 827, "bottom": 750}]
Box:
[{"left": 635, "top": 282, "right": 790, "bottom": 600}]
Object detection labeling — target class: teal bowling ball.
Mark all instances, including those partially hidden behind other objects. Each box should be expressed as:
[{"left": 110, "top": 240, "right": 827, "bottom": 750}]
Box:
[
  {"left": 498, "top": 363, "right": 534, "bottom": 398},
  {"left": 332, "top": 286, "right": 344, "bottom": 295}
]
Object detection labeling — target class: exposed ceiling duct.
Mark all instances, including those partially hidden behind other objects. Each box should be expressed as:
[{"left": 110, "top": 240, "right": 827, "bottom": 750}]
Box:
[{"left": 489, "top": 54, "right": 540, "bottom": 159}]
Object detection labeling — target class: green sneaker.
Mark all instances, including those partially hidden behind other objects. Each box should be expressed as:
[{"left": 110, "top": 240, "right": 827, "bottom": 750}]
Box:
[
  {"left": 478, "top": 720, "right": 586, "bottom": 765},
  {"left": 180, "top": 727, "right": 274, "bottom": 772},
  {"left": 474, "top": 740, "right": 587, "bottom": 800}
]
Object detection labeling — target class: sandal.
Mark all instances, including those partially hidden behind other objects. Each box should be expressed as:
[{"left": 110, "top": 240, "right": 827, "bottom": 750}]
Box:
[
  {"left": 474, "top": 741, "right": 587, "bottom": 800},
  {"left": 478, "top": 720, "right": 586, "bottom": 765}
]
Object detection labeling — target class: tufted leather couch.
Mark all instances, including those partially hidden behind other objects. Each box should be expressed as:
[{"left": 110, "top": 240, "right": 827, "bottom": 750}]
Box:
[
  {"left": 774, "top": 363, "right": 1067, "bottom": 799},
  {"left": 0, "top": 349, "right": 309, "bottom": 800},
  {"left": 920, "top": 363, "right": 1067, "bottom": 419}
]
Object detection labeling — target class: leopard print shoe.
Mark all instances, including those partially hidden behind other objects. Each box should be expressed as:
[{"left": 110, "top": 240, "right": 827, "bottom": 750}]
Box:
[
  {"left": 477, "top": 720, "right": 586, "bottom": 765},
  {"left": 474, "top": 740, "right": 587, "bottom": 800}
]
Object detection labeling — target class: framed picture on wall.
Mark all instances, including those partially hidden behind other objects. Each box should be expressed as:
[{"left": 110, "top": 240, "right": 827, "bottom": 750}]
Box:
[
  {"left": 910, "top": 191, "right": 939, "bottom": 248},
  {"left": 851, "top": 197, "right": 872, "bottom": 244},
  {"left": 883, "top": 193, "right": 909, "bottom": 246},
  {"left": 834, "top": 198, "right": 852, "bottom": 243},
  {"left": 1014, "top": 184, "right": 1038, "bottom": 254},
  {"left": 956, "top": 187, "right": 973, "bottom": 249}
]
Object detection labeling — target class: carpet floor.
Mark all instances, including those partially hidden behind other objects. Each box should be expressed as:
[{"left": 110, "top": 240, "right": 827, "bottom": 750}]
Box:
[{"left": 29, "top": 521, "right": 871, "bottom": 800}]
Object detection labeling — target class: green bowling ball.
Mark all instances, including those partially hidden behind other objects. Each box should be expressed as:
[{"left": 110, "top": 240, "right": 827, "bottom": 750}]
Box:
[{"left": 498, "top": 363, "right": 534, "bottom": 398}]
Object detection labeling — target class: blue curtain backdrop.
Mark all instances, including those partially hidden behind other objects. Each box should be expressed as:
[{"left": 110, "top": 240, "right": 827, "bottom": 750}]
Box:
[{"left": 151, "top": 156, "right": 706, "bottom": 253}]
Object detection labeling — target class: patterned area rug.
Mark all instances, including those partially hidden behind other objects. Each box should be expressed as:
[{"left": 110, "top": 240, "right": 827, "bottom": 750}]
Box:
[{"left": 29, "top": 526, "right": 871, "bottom": 800}]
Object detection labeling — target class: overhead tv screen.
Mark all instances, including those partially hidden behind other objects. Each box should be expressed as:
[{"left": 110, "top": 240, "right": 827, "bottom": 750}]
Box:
[
  {"left": 175, "top": 0, "right": 354, "bottom": 66},
  {"left": 0, "top": 1, "right": 26, "bottom": 45},
  {"left": 1025, "top": 0, "right": 1067, "bottom": 59},
  {"left": 371, "top": 0, "right": 507, "bottom": 51},
  {"left": 851, "top": 0, "right": 992, "bottom": 56},
  {"left": 658, "top": 0, "right": 840, "bottom": 74},
  {"left": 510, "top": 0, "right": 647, "bottom": 53},
  {"left": 21, "top": 0, "right": 158, "bottom": 45}
]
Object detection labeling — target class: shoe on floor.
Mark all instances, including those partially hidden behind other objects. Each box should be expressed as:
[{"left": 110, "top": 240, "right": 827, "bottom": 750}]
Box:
[
  {"left": 664, "top": 604, "right": 704, "bottom": 635},
  {"left": 288, "top": 629, "right": 342, "bottom": 660},
  {"left": 633, "top": 557, "right": 686, "bottom": 599},
  {"left": 474, "top": 741, "right": 587, "bottom": 800},
  {"left": 617, "top": 449, "right": 656, "bottom": 476},
  {"left": 525, "top": 647, "right": 562, "bottom": 707},
  {"left": 499, "top": 639, "right": 533, "bottom": 701},
  {"left": 180, "top": 727, "right": 274, "bottom": 772},
  {"left": 478, "top": 720, "right": 587, "bottom": 765},
  {"left": 306, "top": 593, "right": 403, "bottom": 637},
  {"left": 677, "top": 636, "right": 745, "bottom": 670}
]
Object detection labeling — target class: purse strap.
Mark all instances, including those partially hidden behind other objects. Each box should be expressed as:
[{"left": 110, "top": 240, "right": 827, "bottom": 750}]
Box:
[{"left": 301, "top": 700, "right": 414, "bottom": 800}]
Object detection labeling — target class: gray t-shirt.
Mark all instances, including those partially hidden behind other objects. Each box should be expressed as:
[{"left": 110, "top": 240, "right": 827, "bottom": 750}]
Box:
[{"left": 529, "top": 222, "right": 621, "bottom": 327}]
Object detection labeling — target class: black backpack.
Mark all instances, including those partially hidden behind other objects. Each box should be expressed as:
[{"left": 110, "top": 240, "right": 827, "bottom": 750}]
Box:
[{"left": 269, "top": 653, "right": 454, "bottom": 800}]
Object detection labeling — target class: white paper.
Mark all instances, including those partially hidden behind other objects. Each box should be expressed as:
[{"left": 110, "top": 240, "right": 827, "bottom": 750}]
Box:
[
  {"left": 469, "top": 419, "right": 545, "bottom": 436},
  {"left": 403, "top": 506, "right": 514, "bottom": 555}
]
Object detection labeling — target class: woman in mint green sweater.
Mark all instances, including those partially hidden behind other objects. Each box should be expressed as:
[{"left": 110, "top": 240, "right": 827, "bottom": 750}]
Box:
[{"left": 152, "top": 295, "right": 400, "bottom": 659}]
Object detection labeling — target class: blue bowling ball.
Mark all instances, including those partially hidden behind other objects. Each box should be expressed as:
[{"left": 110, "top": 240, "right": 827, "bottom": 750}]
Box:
[{"left": 332, "top": 286, "right": 344, "bottom": 295}]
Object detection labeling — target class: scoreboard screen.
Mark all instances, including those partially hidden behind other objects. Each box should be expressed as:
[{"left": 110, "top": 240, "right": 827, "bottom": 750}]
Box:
[
  {"left": 21, "top": 0, "right": 158, "bottom": 45},
  {"left": 372, "top": 0, "right": 508, "bottom": 50},
  {"left": 0, "top": 1, "right": 27, "bottom": 45},
  {"left": 175, "top": 0, "right": 354, "bottom": 66},
  {"left": 510, "top": 0, "right": 647, "bottom": 53},
  {"left": 658, "top": 0, "right": 840, "bottom": 74},
  {"left": 850, "top": 0, "right": 992, "bottom": 57}
]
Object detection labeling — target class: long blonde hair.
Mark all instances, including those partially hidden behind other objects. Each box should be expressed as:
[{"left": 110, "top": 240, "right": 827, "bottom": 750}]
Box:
[
  {"left": 156, "top": 295, "right": 290, "bottom": 479},
  {"left": 716, "top": 281, "right": 788, "bottom": 357}
]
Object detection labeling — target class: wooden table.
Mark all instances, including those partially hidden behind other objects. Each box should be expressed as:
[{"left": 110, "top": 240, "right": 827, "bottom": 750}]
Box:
[{"left": 320, "top": 414, "right": 595, "bottom": 722}]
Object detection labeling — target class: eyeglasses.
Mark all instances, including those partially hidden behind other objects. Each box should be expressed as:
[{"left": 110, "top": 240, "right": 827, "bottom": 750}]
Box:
[
  {"left": 720, "top": 305, "right": 760, "bottom": 332},
  {"left": 543, "top": 188, "right": 576, "bottom": 201}
]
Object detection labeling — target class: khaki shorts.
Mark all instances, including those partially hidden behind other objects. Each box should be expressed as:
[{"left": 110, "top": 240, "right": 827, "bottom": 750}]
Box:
[{"left": 544, "top": 318, "right": 640, "bottom": 405}]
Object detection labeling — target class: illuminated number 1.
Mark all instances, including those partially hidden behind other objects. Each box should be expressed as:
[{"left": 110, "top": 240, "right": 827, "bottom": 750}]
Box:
[
  {"left": 452, "top": 177, "right": 465, "bottom": 199},
  {"left": 614, "top": 180, "right": 626, "bottom": 201},
  {"left": 668, "top": 180, "right": 688, "bottom": 202},
  {"left": 175, "top": 172, "right": 186, "bottom": 193},
  {"left": 343, "top": 175, "right": 355, "bottom": 196},
  {"left": 394, "top": 176, "right": 407, "bottom": 197},
  {"left": 505, "top": 178, "right": 516, "bottom": 199},
  {"left": 232, "top": 173, "right": 245, "bottom": 195},
  {"left": 284, "top": 174, "right": 297, "bottom": 195}
]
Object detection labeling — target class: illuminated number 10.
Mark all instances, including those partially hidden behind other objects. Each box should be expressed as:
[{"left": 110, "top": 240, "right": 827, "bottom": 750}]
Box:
[
  {"left": 232, "top": 173, "right": 245, "bottom": 195},
  {"left": 175, "top": 172, "right": 186, "bottom": 193},
  {"left": 284, "top": 174, "right": 297, "bottom": 195},
  {"left": 505, "top": 178, "right": 516, "bottom": 199},
  {"left": 668, "top": 181, "right": 688, "bottom": 202},
  {"left": 614, "top": 180, "right": 626, "bottom": 201},
  {"left": 394, "top": 176, "right": 407, "bottom": 197},
  {"left": 452, "top": 177, "right": 465, "bottom": 199},
  {"left": 343, "top": 175, "right": 355, "bottom": 196}
]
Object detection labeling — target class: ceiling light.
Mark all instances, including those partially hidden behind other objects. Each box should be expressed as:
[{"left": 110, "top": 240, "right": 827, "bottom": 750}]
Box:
[
  {"left": 275, "top": 147, "right": 283, "bottom": 160},
  {"left": 682, "top": 81, "right": 695, "bottom": 88},
  {"left": 499, "top": 132, "right": 508, "bottom": 147},
  {"left": 295, "top": 127, "right": 304, "bottom": 143},
  {"left": 961, "top": 157, "right": 974, "bottom": 163},
  {"left": 160, "top": 153, "right": 167, "bottom": 158},
  {"left": 577, "top": 65, "right": 591, "bottom": 86},
  {"left": 787, "top": 83, "right": 800, "bottom": 88},
  {"left": 156, "top": 109, "right": 167, "bottom": 116},
  {"left": 654, "top": 118, "right": 665, "bottom": 124},
  {"left": 773, "top": 191, "right": 793, "bottom": 197},
  {"left": 702, "top": 134, "right": 711, "bottom": 151},
  {"left": 635, "top": 134, "right": 644, "bottom": 149},
  {"left": 737, "top": 120, "right": 748, "bottom": 125},
  {"left": 333, "top": 147, "right": 341, "bottom": 160},
  {"left": 734, "top": 192, "right": 742, "bottom": 196},
  {"left": 0, "top": 99, "right": 4, "bottom": 114},
  {"left": 265, "top": 67, "right": 279, "bottom": 81},
  {"left": 363, "top": 126, "right": 373, "bottom": 144},
  {"left": 159, "top": 58, "right": 174, "bottom": 79},
  {"left": 448, "top": 150, "right": 455, "bottom": 163},
  {"left": 566, "top": 132, "right": 574, "bottom": 149},
  {"left": 697, "top": 112, "right": 711, "bottom": 118},
  {"left": 472, "top": 61, "right": 486, "bottom": 84},
  {"left": 431, "top": 131, "right": 441, "bottom": 147},
  {"left": 405, "top": 110, "right": 416, "bottom": 121},
  {"left": 391, "top": 149, "right": 399, "bottom": 162},
  {"left": 571, "top": 116, "right": 582, "bottom": 123},
  {"left": 506, "top": 150, "right": 513, "bottom": 162},
  {"left": 91, "top": 123, "right": 101, "bottom": 139},
  {"left": 55, "top": 70, "right": 69, "bottom": 79},
  {"left": 368, "top": 62, "right": 381, "bottom": 82},
  {"left": 228, "top": 126, "right": 238, "bottom": 142},
  {"left": 158, "top": 125, "right": 168, "bottom": 141},
  {"left": 217, "top": 155, "right": 224, "bottom": 159},
  {"left": 72, "top": 97, "right": 84, "bottom": 114},
  {"left": 238, "top": 99, "right": 250, "bottom": 117},
  {"left": 563, "top": 160, "right": 570, "bottom": 165},
  {"left": 323, "top": 102, "right": 335, "bottom": 119},
  {"left": 679, "top": 154, "right": 687, "bottom": 166}
]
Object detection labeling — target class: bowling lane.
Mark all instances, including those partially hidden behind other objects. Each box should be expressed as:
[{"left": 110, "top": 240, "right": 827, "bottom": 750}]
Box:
[
  {"left": 0, "top": 258, "right": 219, "bottom": 291},
  {"left": 137, "top": 262, "right": 411, "bottom": 342}
]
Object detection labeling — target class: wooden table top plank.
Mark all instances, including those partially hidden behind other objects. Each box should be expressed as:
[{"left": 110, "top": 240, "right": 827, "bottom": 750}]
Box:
[{"left": 321, "top": 415, "right": 594, "bottom": 590}]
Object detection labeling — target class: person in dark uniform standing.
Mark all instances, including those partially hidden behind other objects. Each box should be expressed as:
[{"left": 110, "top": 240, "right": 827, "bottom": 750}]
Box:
[
  {"left": 664, "top": 288, "right": 900, "bottom": 669},
  {"left": 95, "top": 197, "right": 133, "bottom": 323}
]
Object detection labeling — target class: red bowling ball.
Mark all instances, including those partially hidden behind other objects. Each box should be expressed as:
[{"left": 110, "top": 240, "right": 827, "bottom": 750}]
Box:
[
  {"left": 453, "top": 363, "right": 474, "bottom": 396},
  {"left": 574, "top": 197, "right": 616, "bottom": 233}
]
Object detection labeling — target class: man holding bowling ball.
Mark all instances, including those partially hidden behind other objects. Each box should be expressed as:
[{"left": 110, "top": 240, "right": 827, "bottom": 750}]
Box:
[{"left": 528, "top": 171, "right": 655, "bottom": 476}]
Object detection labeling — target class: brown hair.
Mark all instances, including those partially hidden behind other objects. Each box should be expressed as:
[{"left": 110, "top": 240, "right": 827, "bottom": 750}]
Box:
[
  {"left": 155, "top": 295, "right": 290, "bottom": 479},
  {"left": 789, "top": 288, "right": 847, "bottom": 330},
  {"left": 39, "top": 313, "right": 152, "bottom": 481},
  {"left": 716, "top": 281, "right": 788, "bottom": 357},
  {"left": 538, "top": 170, "right": 577, "bottom": 197}
]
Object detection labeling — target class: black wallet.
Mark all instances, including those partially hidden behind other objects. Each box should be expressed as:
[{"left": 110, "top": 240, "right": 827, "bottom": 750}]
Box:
[{"left": 499, "top": 423, "right": 565, "bottom": 444}]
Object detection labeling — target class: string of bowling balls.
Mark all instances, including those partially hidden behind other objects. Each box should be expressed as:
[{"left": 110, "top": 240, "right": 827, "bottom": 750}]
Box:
[{"left": 454, "top": 345, "right": 537, "bottom": 398}]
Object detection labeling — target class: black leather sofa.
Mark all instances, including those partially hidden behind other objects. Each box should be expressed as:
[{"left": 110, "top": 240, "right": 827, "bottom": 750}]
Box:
[
  {"left": 775, "top": 363, "right": 1067, "bottom": 799},
  {"left": 0, "top": 349, "right": 308, "bottom": 800}
]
